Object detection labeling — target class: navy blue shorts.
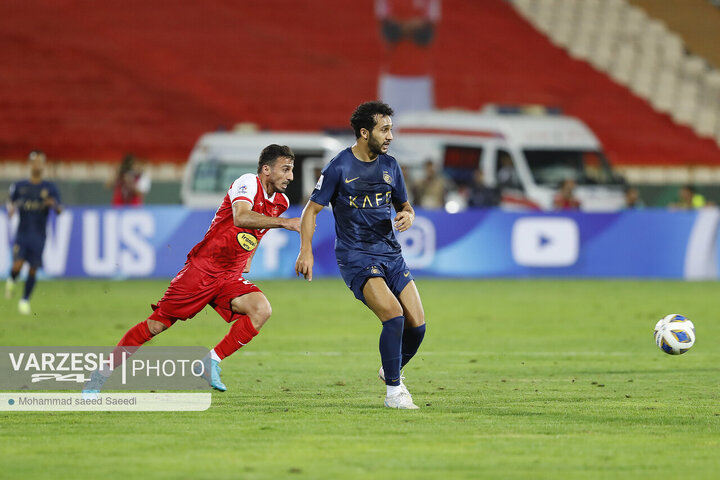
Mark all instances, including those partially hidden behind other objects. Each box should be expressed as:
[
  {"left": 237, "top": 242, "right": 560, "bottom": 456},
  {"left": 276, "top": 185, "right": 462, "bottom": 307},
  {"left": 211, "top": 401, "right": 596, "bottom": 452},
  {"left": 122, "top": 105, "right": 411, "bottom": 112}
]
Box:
[
  {"left": 13, "top": 237, "right": 45, "bottom": 268},
  {"left": 339, "top": 255, "right": 414, "bottom": 304}
]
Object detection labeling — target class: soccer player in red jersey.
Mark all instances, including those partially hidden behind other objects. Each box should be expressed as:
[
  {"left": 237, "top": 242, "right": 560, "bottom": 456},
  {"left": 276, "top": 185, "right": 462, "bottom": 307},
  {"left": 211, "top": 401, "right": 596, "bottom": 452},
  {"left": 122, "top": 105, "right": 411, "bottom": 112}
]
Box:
[{"left": 84, "top": 145, "right": 300, "bottom": 394}]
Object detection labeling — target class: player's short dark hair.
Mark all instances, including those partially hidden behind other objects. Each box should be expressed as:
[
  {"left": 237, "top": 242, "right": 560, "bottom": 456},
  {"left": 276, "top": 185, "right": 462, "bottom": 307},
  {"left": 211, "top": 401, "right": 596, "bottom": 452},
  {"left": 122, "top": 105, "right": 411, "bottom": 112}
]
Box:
[
  {"left": 350, "top": 101, "right": 394, "bottom": 138},
  {"left": 257, "top": 144, "right": 295, "bottom": 174}
]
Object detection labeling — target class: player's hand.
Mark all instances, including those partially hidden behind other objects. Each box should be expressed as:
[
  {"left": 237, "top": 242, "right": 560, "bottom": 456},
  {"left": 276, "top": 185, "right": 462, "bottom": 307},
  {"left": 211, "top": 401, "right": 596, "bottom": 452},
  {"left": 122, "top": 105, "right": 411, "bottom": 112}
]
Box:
[
  {"left": 393, "top": 211, "right": 414, "bottom": 232},
  {"left": 295, "top": 250, "right": 314, "bottom": 281},
  {"left": 284, "top": 217, "right": 301, "bottom": 232}
]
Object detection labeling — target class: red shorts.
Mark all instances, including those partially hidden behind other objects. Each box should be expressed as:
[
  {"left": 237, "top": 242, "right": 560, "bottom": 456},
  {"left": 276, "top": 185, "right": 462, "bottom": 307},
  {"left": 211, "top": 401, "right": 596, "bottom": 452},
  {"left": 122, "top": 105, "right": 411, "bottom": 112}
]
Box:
[{"left": 148, "top": 262, "right": 262, "bottom": 328}]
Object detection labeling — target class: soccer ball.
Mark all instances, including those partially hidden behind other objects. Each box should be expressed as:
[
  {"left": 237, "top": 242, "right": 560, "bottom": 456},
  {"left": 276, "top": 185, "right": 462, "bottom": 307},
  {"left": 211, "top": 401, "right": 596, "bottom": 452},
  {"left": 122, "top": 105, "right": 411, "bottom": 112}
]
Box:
[{"left": 654, "top": 314, "right": 695, "bottom": 355}]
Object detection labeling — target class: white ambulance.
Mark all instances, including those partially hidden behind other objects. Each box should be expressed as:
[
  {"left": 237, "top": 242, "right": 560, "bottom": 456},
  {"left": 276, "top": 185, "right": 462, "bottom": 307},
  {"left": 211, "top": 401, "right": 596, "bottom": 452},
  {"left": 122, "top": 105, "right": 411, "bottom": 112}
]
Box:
[
  {"left": 182, "top": 109, "right": 626, "bottom": 211},
  {"left": 391, "top": 109, "right": 626, "bottom": 211}
]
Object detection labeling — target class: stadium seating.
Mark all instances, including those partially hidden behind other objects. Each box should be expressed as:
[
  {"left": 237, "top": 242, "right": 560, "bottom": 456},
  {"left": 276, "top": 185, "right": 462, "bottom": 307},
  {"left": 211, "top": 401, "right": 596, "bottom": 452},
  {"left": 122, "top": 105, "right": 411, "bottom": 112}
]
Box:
[
  {"left": 510, "top": 0, "right": 720, "bottom": 167},
  {"left": 1, "top": 0, "right": 719, "bottom": 173}
]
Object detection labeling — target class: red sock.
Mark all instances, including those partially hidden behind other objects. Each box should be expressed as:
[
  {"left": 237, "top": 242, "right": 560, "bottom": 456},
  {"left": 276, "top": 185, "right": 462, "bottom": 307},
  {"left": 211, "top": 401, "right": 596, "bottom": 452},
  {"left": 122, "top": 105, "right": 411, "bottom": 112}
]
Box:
[
  {"left": 110, "top": 320, "right": 154, "bottom": 368},
  {"left": 213, "top": 315, "right": 258, "bottom": 360},
  {"left": 118, "top": 320, "right": 153, "bottom": 346}
]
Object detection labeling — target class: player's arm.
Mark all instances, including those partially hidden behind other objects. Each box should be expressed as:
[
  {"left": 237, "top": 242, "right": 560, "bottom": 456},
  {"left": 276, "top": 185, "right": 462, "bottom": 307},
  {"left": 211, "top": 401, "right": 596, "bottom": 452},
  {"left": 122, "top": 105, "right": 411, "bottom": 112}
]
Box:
[
  {"left": 45, "top": 184, "right": 63, "bottom": 214},
  {"left": 232, "top": 201, "right": 300, "bottom": 232},
  {"left": 393, "top": 200, "right": 415, "bottom": 232},
  {"left": 6, "top": 200, "right": 16, "bottom": 218},
  {"left": 295, "top": 200, "right": 324, "bottom": 281},
  {"left": 44, "top": 197, "right": 63, "bottom": 214},
  {"left": 6, "top": 183, "right": 17, "bottom": 217}
]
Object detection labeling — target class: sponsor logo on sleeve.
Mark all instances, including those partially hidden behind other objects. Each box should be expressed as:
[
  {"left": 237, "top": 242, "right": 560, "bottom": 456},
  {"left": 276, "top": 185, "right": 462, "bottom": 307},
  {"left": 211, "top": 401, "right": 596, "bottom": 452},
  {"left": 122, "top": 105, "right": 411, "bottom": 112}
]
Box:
[{"left": 315, "top": 175, "right": 324, "bottom": 190}]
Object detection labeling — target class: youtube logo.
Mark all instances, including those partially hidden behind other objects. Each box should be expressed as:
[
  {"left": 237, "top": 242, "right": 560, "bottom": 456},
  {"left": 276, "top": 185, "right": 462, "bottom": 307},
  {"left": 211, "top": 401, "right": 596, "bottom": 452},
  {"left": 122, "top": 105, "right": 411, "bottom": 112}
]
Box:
[{"left": 511, "top": 217, "right": 579, "bottom": 267}]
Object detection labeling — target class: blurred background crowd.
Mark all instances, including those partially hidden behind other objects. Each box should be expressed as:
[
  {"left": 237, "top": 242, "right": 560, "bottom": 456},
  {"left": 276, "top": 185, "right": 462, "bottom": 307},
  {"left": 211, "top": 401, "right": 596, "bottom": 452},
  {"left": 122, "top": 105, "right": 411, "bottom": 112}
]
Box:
[{"left": 2, "top": 0, "right": 720, "bottom": 209}]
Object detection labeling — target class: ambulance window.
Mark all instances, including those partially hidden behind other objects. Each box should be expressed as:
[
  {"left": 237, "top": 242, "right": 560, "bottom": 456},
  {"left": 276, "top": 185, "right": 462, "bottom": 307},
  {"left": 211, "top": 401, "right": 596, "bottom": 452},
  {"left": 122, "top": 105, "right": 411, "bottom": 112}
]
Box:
[
  {"left": 495, "top": 150, "right": 521, "bottom": 190},
  {"left": 581, "top": 151, "right": 612, "bottom": 184},
  {"left": 220, "top": 164, "right": 257, "bottom": 189},
  {"left": 523, "top": 150, "right": 617, "bottom": 186},
  {"left": 192, "top": 162, "right": 256, "bottom": 193},
  {"left": 192, "top": 162, "right": 221, "bottom": 192},
  {"left": 443, "top": 146, "right": 482, "bottom": 185}
]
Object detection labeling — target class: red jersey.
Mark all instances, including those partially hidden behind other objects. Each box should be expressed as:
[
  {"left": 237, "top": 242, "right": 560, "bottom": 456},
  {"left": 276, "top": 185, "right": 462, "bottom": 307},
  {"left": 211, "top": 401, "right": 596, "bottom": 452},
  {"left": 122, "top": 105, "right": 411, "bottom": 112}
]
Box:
[
  {"left": 111, "top": 173, "right": 142, "bottom": 206},
  {"left": 553, "top": 194, "right": 581, "bottom": 210},
  {"left": 186, "top": 174, "right": 289, "bottom": 276}
]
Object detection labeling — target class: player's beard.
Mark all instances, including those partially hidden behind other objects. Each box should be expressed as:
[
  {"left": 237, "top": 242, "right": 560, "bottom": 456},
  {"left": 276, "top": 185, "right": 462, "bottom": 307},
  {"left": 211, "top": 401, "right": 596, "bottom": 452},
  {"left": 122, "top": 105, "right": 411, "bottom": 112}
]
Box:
[
  {"left": 273, "top": 176, "right": 290, "bottom": 193},
  {"left": 368, "top": 135, "right": 388, "bottom": 157}
]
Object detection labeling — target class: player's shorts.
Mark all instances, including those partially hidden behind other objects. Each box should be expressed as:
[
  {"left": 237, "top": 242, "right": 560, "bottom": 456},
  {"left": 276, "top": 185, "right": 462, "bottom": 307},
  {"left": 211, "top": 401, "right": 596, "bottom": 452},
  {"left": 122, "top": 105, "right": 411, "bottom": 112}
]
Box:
[
  {"left": 340, "top": 255, "right": 414, "bottom": 304},
  {"left": 12, "top": 236, "right": 46, "bottom": 268},
  {"left": 148, "top": 262, "right": 262, "bottom": 328}
]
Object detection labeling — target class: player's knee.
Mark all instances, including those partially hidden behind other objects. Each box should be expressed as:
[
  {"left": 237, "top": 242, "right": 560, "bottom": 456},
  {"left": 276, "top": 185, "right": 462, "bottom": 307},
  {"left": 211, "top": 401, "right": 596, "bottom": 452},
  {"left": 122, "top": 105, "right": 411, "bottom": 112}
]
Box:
[
  {"left": 408, "top": 308, "right": 425, "bottom": 327},
  {"left": 382, "top": 306, "right": 404, "bottom": 321},
  {"left": 146, "top": 319, "right": 168, "bottom": 336},
  {"left": 248, "top": 300, "right": 272, "bottom": 329},
  {"left": 379, "top": 298, "right": 404, "bottom": 321}
]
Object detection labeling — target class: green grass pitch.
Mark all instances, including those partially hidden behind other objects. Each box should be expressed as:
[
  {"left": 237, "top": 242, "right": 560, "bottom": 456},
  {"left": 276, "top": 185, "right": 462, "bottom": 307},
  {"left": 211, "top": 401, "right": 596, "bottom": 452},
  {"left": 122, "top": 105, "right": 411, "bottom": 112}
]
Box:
[{"left": 1, "top": 278, "right": 719, "bottom": 479}]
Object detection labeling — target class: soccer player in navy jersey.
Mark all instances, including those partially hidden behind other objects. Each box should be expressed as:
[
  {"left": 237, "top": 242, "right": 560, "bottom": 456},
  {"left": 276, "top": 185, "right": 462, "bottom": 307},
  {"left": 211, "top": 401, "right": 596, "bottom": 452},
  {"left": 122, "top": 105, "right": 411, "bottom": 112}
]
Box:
[
  {"left": 5, "top": 151, "right": 63, "bottom": 315},
  {"left": 295, "top": 101, "right": 426, "bottom": 409}
]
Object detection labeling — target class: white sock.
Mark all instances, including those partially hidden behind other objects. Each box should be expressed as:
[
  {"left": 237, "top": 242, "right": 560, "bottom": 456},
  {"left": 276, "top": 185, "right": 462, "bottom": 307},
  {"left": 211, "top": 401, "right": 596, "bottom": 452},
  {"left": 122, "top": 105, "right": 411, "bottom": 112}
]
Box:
[
  {"left": 386, "top": 384, "right": 402, "bottom": 396},
  {"left": 210, "top": 349, "right": 222, "bottom": 362}
]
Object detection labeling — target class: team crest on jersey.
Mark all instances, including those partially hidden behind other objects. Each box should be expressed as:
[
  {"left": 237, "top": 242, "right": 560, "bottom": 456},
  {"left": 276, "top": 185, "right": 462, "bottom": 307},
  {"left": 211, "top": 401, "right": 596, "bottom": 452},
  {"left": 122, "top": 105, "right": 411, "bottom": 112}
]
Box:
[
  {"left": 383, "top": 171, "right": 392, "bottom": 184},
  {"left": 237, "top": 232, "right": 258, "bottom": 251},
  {"left": 40, "top": 189, "right": 48, "bottom": 198}
]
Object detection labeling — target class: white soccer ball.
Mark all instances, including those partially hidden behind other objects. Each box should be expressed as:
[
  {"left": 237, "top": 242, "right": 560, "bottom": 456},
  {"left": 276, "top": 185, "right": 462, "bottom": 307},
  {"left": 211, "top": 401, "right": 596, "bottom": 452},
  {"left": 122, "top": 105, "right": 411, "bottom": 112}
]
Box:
[{"left": 654, "top": 314, "right": 695, "bottom": 355}]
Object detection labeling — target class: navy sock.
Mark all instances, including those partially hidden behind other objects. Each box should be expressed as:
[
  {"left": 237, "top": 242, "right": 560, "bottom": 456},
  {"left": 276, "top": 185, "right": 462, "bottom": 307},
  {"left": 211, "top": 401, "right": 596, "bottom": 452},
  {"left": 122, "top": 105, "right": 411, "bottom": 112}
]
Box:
[
  {"left": 379, "top": 316, "right": 404, "bottom": 386},
  {"left": 402, "top": 323, "right": 426, "bottom": 368},
  {"left": 23, "top": 274, "right": 36, "bottom": 300}
]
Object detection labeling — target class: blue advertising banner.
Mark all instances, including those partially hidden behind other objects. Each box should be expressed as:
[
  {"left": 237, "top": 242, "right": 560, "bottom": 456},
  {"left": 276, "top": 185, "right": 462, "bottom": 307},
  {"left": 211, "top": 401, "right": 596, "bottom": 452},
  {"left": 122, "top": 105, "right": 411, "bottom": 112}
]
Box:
[{"left": 1, "top": 207, "right": 718, "bottom": 280}]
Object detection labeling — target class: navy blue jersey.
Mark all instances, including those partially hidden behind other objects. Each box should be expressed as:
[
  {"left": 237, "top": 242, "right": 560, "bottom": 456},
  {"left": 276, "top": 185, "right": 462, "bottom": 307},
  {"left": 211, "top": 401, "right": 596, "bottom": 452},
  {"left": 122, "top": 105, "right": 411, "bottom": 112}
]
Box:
[
  {"left": 310, "top": 147, "right": 408, "bottom": 263},
  {"left": 9, "top": 180, "right": 61, "bottom": 239}
]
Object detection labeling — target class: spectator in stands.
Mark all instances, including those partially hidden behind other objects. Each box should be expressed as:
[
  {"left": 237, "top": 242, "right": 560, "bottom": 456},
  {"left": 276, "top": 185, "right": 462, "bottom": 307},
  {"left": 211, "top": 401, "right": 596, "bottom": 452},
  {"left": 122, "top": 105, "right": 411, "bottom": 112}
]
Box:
[
  {"left": 669, "top": 184, "right": 707, "bottom": 209},
  {"left": 109, "top": 153, "right": 151, "bottom": 206},
  {"left": 400, "top": 164, "right": 415, "bottom": 204},
  {"left": 467, "top": 169, "right": 500, "bottom": 208},
  {"left": 412, "top": 160, "right": 447, "bottom": 209},
  {"left": 496, "top": 152, "right": 521, "bottom": 190},
  {"left": 375, "top": 0, "right": 441, "bottom": 115},
  {"left": 553, "top": 178, "right": 581, "bottom": 210},
  {"left": 623, "top": 185, "right": 644, "bottom": 209}
]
